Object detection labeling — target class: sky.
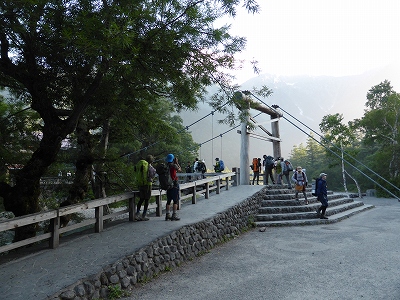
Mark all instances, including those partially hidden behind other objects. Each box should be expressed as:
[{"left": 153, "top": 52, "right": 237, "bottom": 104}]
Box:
[{"left": 220, "top": 0, "right": 400, "bottom": 83}]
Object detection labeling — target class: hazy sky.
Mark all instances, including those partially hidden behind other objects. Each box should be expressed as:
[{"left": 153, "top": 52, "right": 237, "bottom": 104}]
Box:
[{"left": 222, "top": 0, "right": 400, "bottom": 83}]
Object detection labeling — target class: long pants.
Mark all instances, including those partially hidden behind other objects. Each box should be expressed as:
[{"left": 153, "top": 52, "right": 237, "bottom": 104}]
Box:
[
  {"left": 282, "top": 173, "right": 292, "bottom": 188},
  {"left": 265, "top": 168, "right": 275, "bottom": 184}
]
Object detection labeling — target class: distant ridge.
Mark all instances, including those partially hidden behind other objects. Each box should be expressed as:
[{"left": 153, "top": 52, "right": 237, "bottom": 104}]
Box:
[{"left": 179, "top": 64, "right": 400, "bottom": 169}]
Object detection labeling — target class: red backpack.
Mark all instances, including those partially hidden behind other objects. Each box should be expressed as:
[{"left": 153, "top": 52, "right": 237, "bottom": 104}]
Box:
[{"left": 252, "top": 158, "right": 260, "bottom": 172}]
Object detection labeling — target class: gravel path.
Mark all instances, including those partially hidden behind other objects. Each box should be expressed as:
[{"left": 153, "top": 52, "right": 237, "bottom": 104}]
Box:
[{"left": 122, "top": 196, "right": 400, "bottom": 300}]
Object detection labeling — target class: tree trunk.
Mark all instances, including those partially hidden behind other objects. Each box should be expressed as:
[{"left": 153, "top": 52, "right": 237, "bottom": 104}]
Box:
[
  {"left": 344, "top": 169, "right": 362, "bottom": 198},
  {"left": 1, "top": 121, "right": 69, "bottom": 241},
  {"left": 59, "top": 118, "right": 94, "bottom": 227},
  {"left": 92, "top": 119, "right": 111, "bottom": 214}
]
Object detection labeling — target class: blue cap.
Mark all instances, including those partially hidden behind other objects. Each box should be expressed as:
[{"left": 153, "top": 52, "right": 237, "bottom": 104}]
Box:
[{"left": 166, "top": 154, "right": 174, "bottom": 163}]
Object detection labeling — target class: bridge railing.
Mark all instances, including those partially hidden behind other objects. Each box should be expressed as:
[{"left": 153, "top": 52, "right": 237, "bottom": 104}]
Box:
[{"left": 0, "top": 171, "right": 237, "bottom": 254}]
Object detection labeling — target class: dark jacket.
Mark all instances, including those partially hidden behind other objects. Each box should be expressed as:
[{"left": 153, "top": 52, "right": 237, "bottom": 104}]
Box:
[{"left": 317, "top": 178, "right": 327, "bottom": 196}]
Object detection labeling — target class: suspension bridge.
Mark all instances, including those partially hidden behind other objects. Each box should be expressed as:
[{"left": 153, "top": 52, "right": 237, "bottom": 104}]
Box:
[{"left": 0, "top": 91, "right": 399, "bottom": 299}]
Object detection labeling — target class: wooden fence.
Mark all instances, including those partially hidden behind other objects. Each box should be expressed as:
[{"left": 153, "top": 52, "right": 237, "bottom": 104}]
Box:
[{"left": 0, "top": 172, "right": 237, "bottom": 254}]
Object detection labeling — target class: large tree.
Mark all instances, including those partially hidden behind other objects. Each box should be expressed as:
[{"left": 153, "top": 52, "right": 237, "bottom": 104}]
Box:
[
  {"left": 358, "top": 81, "right": 400, "bottom": 180},
  {"left": 0, "top": 0, "right": 259, "bottom": 240}
]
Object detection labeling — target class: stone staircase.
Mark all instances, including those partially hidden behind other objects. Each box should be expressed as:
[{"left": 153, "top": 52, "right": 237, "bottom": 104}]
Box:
[{"left": 255, "top": 186, "right": 375, "bottom": 227}]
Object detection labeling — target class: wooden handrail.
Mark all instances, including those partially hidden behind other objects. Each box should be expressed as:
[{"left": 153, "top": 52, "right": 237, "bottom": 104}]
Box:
[{"left": 0, "top": 172, "right": 237, "bottom": 253}]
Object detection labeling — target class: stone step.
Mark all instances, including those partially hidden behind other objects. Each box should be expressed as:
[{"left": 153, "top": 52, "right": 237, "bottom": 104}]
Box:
[
  {"left": 259, "top": 197, "right": 354, "bottom": 214},
  {"left": 262, "top": 189, "right": 334, "bottom": 199},
  {"left": 261, "top": 193, "right": 343, "bottom": 207},
  {"left": 257, "top": 199, "right": 364, "bottom": 221},
  {"left": 255, "top": 202, "right": 374, "bottom": 227}
]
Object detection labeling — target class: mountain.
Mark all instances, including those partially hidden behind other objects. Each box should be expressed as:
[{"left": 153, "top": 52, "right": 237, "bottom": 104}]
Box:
[{"left": 179, "top": 64, "right": 400, "bottom": 171}]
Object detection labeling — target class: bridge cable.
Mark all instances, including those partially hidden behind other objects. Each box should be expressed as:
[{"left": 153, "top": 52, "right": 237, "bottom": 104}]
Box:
[
  {"left": 121, "top": 98, "right": 232, "bottom": 158},
  {"left": 247, "top": 91, "right": 400, "bottom": 200}
]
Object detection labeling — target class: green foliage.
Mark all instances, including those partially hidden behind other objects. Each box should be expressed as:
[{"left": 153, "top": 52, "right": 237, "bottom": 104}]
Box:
[
  {"left": 289, "top": 80, "right": 400, "bottom": 197},
  {"left": 108, "top": 284, "right": 129, "bottom": 300},
  {"left": 0, "top": 0, "right": 262, "bottom": 221}
]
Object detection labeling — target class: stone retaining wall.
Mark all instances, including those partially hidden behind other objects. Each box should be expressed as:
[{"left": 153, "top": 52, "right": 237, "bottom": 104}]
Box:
[{"left": 50, "top": 188, "right": 265, "bottom": 300}]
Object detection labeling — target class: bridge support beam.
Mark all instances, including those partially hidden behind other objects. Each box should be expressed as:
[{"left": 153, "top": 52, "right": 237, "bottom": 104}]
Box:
[{"left": 240, "top": 107, "right": 250, "bottom": 185}]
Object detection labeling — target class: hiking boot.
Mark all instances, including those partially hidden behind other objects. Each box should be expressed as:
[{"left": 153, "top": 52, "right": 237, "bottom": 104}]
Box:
[
  {"left": 135, "top": 215, "right": 142, "bottom": 221},
  {"left": 171, "top": 213, "right": 180, "bottom": 221},
  {"left": 320, "top": 215, "right": 328, "bottom": 219},
  {"left": 316, "top": 210, "right": 321, "bottom": 217},
  {"left": 141, "top": 215, "right": 149, "bottom": 221},
  {"left": 165, "top": 213, "right": 171, "bottom": 221}
]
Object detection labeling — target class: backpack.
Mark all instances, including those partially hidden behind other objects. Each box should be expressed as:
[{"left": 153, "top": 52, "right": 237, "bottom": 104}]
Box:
[
  {"left": 196, "top": 161, "right": 205, "bottom": 173},
  {"left": 252, "top": 158, "right": 259, "bottom": 172},
  {"left": 219, "top": 160, "right": 225, "bottom": 171},
  {"left": 156, "top": 163, "right": 174, "bottom": 190},
  {"left": 265, "top": 156, "right": 274, "bottom": 169},
  {"left": 312, "top": 178, "right": 320, "bottom": 196},
  {"left": 134, "top": 160, "right": 149, "bottom": 186},
  {"left": 285, "top": 160, "right": 293, "bottom": 172}
]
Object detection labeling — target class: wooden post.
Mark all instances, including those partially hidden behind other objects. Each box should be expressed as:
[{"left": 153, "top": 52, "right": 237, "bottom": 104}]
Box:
[
  {"left": 271, "top": 114, "right": 281, "bottom": 159},
  {"left": 240, "top": 105, "right": 250, "bottom": 185},
  {"left": 95, "top": 206, "right": 103, "bottom": 233},
  {"left": 192, "top": 184, "right": 197, "bottom": 204},
  {"left": 225, "top": 176, "right": 229, "bottom": 190},
  {"left": 156, "top": 192, "right": 162, "bottom": 216},
  {"left": 49, "top": 213, "right": 60, "bottom": 249},
  {"left": 129, "top": 196, "right": 135, "bottom": 222},
  {"left": 178, "top": 189, "right": 181, "bottom": 210},
  {"left": 205, "top": 182, "right": 210, "bottom": 199},
  {"left": 232, "top": 167, "right": 240, "bottom": 186},
  {"left": 216, "top": 177, "right": 221, "bottom": 194}
]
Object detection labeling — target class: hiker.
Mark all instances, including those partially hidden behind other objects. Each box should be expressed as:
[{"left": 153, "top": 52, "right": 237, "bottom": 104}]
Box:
[
  {"left": 281, "top": 159, "right": 293, "bottom": 189},
  {"left": 262, "top": 155, "right": 275, "bottom": 185},
  {"left": 166, "top": 154, "right": 181, "bottom": 221},
  {"left": 193, "top": 158, "right": 199, "bottom": 178},
  {"left": 214, "top": 157, "right": 225, "bottom": 173},
  {"left": 316, "top": 173, "right": 329, "bottom": 219},
  {"left": 185, "top": 161, "right": 192, "bottom": 182},
  {"left": 251, "top": 158, "right": 262, "bottom": 185},
  {"left": 197, "top": 159, "right": 207, "bottom": 179},
  {"left": 292, "top": 166, "right": 308, "bottom": 205},
  {"left": 135, "top": 155, "right": 156, "bottom": 221}
]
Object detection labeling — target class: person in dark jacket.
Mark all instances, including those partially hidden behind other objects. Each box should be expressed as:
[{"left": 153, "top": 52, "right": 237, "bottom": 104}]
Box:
[
  {"left": 316, "top": 173, "right": 328, "bottom": 219},
  {"left": 262, "top": 155, "right": 275, "bottom": 185}
]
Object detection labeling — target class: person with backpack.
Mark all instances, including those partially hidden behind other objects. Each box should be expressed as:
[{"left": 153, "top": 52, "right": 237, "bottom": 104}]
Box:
[
  {"left": 281, "top": 159, "right": 293, "bottom": 189},
  {"left": 292, "top": 166, "right": 308, "bottom": 204},
  {"left": 185, "top": 161, "right": 193, "bottom": 182},
  {"left": 165, "top": 153, "right": 181, "bottom": 221},
  {"left": 197, "top": 159, "right": 207, "bottom": 178},
  {"left": 316, "top": 173, "right": 329, "bottom": 219},
  {"left": 193, "top": 158, "right": 200, "bottom": 179},
  {"left": 214, "top": 157, "right": 224, "bottom": 173},
  {"left": 134, "top": 155, "right": 156, "bottom": 221},
  {"left": 250, "top": 158, "right": 262, "bottom": 185},
  {"left": 262, "top": 154, "right": 275, "bottom": 185}
]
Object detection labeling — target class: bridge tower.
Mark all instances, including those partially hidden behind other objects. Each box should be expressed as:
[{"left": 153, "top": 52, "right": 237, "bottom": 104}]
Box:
[{"left": 236, "top": 92, "right": 283, "bottom": 185}]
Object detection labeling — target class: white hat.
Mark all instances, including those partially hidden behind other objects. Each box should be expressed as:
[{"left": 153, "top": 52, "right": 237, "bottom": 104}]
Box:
[{"left": 319, "top": 173, "right": 327, "bottom": 178}]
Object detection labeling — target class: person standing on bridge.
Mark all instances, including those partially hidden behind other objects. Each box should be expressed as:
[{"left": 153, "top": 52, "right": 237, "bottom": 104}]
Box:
[
  {"left": 251, "top": 158, "right": 262, "bottom": 185},
  {"left": 316, "top": 173, "right": 329, "bottom": 219},
  {"left": 135, "top": 155, "right": 156, "bottom": 221},
  {"left": 166, "top": 154, "right": 181, "bottom": 221},
  {"left": 263, "top": 155, "right": 275, "bottom": 185},
  {"left": 281, "top": 159, "right": 293, "bottom": 189}
]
